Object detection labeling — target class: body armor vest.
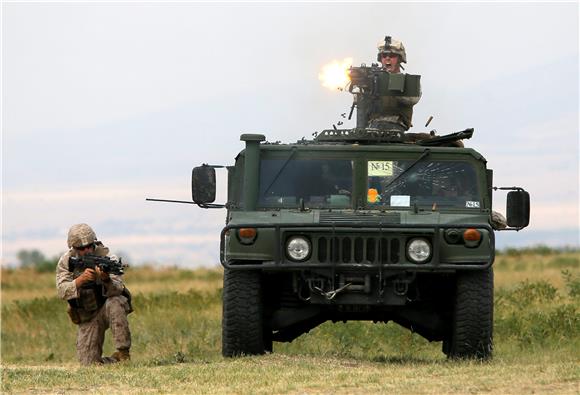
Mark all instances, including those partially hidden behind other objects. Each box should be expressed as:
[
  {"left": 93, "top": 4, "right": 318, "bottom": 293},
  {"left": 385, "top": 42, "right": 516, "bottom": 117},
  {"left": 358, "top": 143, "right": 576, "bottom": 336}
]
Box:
[
  {"left": 68, "top": 259, "right": 107, "bottom": 322},
  {"left": 369, "top": 96, "right": 414, "bottom": 129}
]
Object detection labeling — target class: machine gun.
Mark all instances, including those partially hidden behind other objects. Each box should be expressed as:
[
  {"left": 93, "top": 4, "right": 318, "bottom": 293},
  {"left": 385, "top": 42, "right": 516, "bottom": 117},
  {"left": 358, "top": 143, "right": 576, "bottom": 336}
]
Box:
[
  {"left": 68, "top": 254, "right": 125, "bottom": 277},
  {"left": 347, "top": 64, "right": 421, "bottom": 129}
]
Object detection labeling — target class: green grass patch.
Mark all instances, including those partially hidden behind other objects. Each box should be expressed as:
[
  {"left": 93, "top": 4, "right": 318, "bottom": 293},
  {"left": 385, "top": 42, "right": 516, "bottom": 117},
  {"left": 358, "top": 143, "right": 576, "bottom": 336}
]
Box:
[{"left": 2, "top": 251, "right": 579, "bottom": 393}]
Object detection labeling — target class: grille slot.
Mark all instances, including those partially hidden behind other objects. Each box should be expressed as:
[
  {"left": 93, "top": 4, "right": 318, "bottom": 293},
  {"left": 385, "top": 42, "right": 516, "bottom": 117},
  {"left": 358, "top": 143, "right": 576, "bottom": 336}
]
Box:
[
  {"left": 319, "top": 212, "right": 401, "bottom": 224},
  {"left": 316, "top": 235, "right": 402, "bottom": 264},
  {"left": 354, "top": 238, "right": 364, "bottom": 263},
  {"left": 317, "top": 238, "right": 328, "bottom": 262}
]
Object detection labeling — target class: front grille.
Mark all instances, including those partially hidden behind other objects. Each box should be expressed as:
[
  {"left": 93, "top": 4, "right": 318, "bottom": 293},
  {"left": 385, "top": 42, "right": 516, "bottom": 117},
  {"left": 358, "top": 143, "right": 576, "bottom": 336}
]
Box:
[{"left": 315, "top": 235, "right": 401, "bottom": 264}]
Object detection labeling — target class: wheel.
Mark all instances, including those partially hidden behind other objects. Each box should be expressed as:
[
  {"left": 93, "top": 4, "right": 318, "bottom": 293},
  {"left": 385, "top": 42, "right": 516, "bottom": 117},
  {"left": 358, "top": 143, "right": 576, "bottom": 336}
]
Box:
[
  {"left": 222, "top": 269, "right": 267, "bottom": 357},
  {"left": 446, "top": 267, "right": 494, "bottom": 360}
]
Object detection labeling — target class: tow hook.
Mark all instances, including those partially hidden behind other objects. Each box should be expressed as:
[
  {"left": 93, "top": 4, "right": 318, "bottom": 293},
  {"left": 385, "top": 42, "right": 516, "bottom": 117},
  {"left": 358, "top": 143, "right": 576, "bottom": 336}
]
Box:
[
  {"left": 311, "top": 282, "right": 352, "bottom": 300},
  {"left": 393, "top": 280, "right": 409, "bottom": 296}
]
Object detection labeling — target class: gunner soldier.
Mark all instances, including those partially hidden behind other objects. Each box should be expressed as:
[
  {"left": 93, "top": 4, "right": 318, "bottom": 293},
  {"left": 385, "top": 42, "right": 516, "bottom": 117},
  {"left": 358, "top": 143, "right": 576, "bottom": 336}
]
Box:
[{"left": 368, "top": 36, "right": 421, "bottom": 131}]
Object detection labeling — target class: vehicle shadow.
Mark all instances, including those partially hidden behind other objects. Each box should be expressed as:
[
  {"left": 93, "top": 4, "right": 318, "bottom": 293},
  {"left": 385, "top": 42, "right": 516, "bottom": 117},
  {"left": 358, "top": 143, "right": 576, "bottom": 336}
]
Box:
[{"left": 370, "top": 355, "right": 443, "bottom": 365}]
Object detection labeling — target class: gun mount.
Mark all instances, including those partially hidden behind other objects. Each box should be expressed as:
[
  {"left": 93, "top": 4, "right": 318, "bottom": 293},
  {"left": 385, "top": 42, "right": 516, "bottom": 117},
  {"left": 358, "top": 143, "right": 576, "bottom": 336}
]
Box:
[
  {"left": 347, "top": 64, "right": 421, "bottom": 130},
  {"left": 313, "top": 128, "right": 474, "bottom": 147}
]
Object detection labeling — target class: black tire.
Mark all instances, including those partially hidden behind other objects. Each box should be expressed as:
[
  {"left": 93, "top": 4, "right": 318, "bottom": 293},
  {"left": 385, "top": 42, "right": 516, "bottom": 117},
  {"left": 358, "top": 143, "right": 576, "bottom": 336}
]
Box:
[
  {"left": 222, "top": 269, "right": 267, "bottom": 357},
  {"left": 446, "top": 267, "right": 494, "bottom": 360}
]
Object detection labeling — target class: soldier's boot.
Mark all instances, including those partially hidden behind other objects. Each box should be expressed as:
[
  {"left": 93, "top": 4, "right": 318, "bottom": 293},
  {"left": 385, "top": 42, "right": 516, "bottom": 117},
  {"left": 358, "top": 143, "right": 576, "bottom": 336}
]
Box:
[
  {"left": 111, "top": 348, "right": 131, "bottom": 362},
  {"left": 102, "top": 348, "right": 130, "bottom": 364}
]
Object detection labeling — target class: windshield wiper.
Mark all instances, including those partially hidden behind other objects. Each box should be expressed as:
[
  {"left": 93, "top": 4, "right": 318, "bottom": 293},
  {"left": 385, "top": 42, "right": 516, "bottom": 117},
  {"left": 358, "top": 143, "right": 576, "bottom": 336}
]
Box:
[
  {"left": 382, "top": 148, "right": 431, "bottom": 192},
  {"left": 262, "top": 147, "right": 297, "bottom": 196}
]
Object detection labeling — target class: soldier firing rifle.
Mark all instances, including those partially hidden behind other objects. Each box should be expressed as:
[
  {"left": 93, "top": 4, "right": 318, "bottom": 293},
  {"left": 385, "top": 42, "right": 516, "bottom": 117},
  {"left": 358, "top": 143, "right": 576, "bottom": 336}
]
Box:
[{"left": 56, "top": 224, "right": 133, "bottom": 365}]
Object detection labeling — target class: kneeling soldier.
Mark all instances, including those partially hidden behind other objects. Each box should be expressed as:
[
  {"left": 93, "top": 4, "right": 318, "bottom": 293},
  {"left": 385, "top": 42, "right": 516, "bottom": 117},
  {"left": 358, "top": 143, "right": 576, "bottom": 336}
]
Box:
[{"left": 56, "top": 223, "right": 132, "bottom": 365}]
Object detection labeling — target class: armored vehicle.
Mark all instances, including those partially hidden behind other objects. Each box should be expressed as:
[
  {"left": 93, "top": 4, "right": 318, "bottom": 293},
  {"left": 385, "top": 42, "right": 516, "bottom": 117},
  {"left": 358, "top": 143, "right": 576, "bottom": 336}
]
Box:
[{"left": 175, "top": 65, "right": 529, "bottom": 360}]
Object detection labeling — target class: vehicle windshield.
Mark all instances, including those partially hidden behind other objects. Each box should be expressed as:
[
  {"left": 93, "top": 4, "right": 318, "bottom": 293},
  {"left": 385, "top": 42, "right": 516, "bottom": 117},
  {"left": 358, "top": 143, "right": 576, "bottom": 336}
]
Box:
[
  {"left": 259, "top": 159, "right": 353, "bottom": 208},
  {"left": 367, "top": 160, "right": 482, "bottom": 209}
]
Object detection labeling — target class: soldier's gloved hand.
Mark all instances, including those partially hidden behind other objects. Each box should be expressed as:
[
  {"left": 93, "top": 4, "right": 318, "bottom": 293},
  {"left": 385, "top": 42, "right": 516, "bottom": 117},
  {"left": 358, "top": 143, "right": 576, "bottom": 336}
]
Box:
[
  {"left": 75, "top": 268, "right": 96, "bottom": 288},
  {"left": 95, "top": 266, "right": 111, "bottom": 282}
]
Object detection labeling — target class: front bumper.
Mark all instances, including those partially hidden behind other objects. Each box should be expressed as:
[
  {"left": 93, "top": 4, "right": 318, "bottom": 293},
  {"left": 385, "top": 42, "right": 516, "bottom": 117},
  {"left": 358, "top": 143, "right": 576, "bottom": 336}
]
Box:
[{"left": 220, "top": 223, "right": 495, "bottom": 271}]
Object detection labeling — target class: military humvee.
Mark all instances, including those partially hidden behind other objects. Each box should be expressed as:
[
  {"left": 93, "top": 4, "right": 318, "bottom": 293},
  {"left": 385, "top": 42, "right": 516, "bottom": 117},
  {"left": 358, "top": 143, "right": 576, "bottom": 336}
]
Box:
[{"left": 183, "top": 65, "right": 530, "bottom": 360}]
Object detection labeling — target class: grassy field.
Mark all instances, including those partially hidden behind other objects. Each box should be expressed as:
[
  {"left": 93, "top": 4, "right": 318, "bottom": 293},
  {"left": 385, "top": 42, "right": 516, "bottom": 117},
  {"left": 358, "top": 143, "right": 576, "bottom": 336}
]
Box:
[{"left": 2, "top": 249, "right": 579, "bottom": 394}]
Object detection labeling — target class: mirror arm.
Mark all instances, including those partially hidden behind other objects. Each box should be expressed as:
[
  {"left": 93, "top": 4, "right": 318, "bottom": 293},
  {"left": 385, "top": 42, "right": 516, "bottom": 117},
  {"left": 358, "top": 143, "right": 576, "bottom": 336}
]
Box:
[
  {"left": 146, "top": 198, "right": 197, "bottom": 204},
  {"left": 493, "top": 186, "right": 525, "bottom": 192},
  {"left": 146, "top": 198, "right": 226, "bottom": 209},
  {"left": 494, "top": 226, "right": 525, "bottom": 232},
  {"left": 197, "top": 203, "right": 227, "bottom": 209}
]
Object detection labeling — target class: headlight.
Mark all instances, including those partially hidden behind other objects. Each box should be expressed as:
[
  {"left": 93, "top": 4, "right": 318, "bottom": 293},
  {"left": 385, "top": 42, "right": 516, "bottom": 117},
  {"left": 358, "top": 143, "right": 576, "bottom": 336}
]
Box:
[
  {"left": 407, "top": 238, "right": 431, "bottom": 264},
  {"left": 286, "top": 236, "right": 311, "bottom": 261}
]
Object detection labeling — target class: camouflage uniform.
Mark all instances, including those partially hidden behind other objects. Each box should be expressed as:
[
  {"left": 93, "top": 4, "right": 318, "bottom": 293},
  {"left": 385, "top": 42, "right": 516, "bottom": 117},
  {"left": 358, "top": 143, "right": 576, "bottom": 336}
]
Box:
[
  {"left": 369, "top": 37, "right": 421, "bottom": 131},
  {"left": 56, "top": 224, "right": 132, "bottom": 365}
]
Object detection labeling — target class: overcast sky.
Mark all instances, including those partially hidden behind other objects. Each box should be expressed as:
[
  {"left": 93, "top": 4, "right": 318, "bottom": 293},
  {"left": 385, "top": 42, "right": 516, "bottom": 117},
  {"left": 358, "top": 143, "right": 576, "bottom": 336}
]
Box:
[{"left": 2, "top": 2, "right": 578, "bottom": 267}]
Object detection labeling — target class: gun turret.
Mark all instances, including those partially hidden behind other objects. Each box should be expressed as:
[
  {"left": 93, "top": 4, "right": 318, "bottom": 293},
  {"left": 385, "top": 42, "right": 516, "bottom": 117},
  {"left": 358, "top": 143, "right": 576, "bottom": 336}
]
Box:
[{"left": 347, "top": 65, "right": 421, "bottom": 130}]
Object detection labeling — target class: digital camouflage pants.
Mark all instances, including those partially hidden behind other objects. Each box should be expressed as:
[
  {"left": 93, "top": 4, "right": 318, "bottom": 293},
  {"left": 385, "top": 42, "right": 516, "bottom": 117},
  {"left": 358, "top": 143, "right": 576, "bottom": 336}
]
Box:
[{"left": 76, "top": 295, "right": 131, "bottom": 365}]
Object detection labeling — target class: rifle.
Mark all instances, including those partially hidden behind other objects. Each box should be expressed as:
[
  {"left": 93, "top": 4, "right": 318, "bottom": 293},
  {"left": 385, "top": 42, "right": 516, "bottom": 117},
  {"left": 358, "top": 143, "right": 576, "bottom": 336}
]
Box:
[{"left": 68, "top": 254, "right": 125, "bottom": 277}]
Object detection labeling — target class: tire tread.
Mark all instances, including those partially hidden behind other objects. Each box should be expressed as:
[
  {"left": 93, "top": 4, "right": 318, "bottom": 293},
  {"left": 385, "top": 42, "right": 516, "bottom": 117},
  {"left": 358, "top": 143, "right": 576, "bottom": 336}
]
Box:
[
  {"left": 222, "top": 269, "right": 265, "bottom": 357},
  {"left": 448, "top": 268, "right": 494, "bottom": 360}
]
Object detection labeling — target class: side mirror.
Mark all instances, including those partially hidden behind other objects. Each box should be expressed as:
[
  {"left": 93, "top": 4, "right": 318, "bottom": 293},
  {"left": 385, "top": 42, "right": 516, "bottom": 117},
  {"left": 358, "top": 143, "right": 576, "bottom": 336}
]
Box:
[
  {"left": 506, "top": 190, "right": 530, "bottom": 228},
  {"left": 192, "top": 165, "right": 216, "bottom": 204}
]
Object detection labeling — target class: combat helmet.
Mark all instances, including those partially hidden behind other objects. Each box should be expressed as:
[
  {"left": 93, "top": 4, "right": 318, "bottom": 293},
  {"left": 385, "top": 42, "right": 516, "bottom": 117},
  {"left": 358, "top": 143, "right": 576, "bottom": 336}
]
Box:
[
  {"left": 67, "top": 223, "right": 97, "bottom": 249},
  {"left": 377, "top": 36, "right": 407, "bottom": 64}
]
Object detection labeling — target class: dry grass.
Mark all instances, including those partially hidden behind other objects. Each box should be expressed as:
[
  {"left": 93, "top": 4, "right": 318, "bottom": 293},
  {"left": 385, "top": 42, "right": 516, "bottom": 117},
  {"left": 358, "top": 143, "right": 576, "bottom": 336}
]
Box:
[
  {"left": 1, "top": 250, "right": 579, "bottom": 394},
  {"left": 494, "top": 251, "right": 579, "bottom": 289},
  {"left": 2, "top": 353, "right": 579, "bottom": 394},
  {"left": 1, "top": 268, "right": 57, "bottom": 303},
  {"left": 3, "top": 252, "right": 576, "bottom": 302},
  {"left": 1, "top": 266, "right": 223, "bottom": 303}
]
